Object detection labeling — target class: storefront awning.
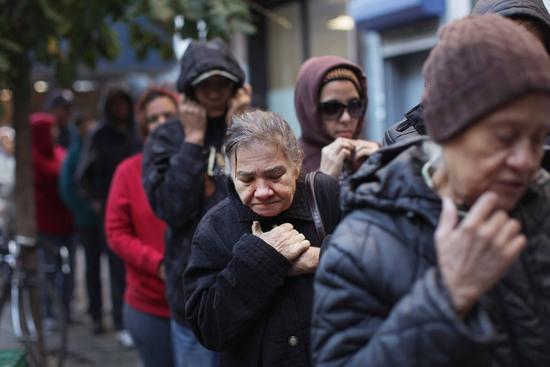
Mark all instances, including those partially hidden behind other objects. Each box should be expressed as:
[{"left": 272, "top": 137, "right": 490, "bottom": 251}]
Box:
[{"left": 348, "top": 0, "right": 445, "bottom": 30}]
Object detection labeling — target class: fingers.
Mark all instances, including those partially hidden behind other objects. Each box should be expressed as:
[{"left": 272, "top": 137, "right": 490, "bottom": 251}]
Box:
[
  {"left": 251, "top": 221, "right": 263, "bottom": 236},
  {"left": 436, "top": 197, "right": 458, "bottom": 240},
  {"left": 286, "top": 239, "right": 311, "bottom": 260},
  {"left": 460, "top": 192, "right": 499, "bottom": 230},
  {"left": 181, "top": 100, "right": 206, "bottom": 116},
  {"left": 493, "top": 217, "right": 522, "bottom": 246},
  {"left": 241, "top": 84, "right": 252, "bottom": 96},
  {"left": 354, "top": 140, "right": 380, "bottom": 159},
  {"left": 502, "top": 233, "right": 527, "bottom": 258}
]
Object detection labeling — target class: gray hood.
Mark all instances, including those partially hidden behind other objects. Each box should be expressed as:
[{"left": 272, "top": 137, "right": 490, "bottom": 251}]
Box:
[{"left": 472, "top": 0, "right": 550, "bottom": 52}]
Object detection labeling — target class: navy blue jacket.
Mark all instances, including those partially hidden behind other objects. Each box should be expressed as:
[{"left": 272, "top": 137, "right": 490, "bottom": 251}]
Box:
[{"left": 312, "top": 139, "right": 550, "bottom": 366}]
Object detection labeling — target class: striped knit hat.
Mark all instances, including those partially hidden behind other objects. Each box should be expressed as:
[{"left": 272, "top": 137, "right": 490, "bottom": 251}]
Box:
[
  {"left": 321, "top": 67, "right": 361, "bottom": 94},
  {"left": 422, "top": 14, "right": 550, "bottom": 142}
]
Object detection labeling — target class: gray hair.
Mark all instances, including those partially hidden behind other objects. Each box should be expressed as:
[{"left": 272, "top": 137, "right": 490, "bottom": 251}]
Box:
[{"left": 225, "top": 109, "right": 303, "bottom": 175}]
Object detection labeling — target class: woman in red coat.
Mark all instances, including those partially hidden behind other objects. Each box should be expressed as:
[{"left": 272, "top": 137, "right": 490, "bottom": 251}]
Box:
[
  {"left": 31, "top": 112, "right": 74, "bottom": 321},
  {"left": 105, "top": 87, "right": 177, "bottom": 367}
]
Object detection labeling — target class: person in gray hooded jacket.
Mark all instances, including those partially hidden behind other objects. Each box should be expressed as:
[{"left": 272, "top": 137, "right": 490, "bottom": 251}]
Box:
[{"left": 382, "top": 0, "right": 550, "bottom": 147}]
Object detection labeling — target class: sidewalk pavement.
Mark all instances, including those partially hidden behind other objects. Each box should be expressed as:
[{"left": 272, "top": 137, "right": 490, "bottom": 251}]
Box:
[{"left": 0, "top": 247, "right": 140, "bottom": 367}]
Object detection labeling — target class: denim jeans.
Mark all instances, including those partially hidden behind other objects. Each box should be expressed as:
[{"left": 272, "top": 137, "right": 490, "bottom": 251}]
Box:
[
  {"left": 171, "top": 320, "right": 218, "bottom": 367},
  {"left": 123, "top": 303, "right": 174, "bottom": 367},
  {"left": 37, "top": 233, "right": 75, "bottom": 319}
]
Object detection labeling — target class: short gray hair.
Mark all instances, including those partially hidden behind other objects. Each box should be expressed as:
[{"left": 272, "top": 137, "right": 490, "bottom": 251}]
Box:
[{"left": 225, "top": 109, "right": 303, "bottom": 175}]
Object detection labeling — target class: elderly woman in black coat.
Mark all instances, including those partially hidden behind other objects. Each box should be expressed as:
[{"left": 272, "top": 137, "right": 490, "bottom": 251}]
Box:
[
  {"left": 183, "top": 110, "right": 340, "bottom": 367},
  {"left": 312, "top": 15, "right": 550, "bottom": 367}
]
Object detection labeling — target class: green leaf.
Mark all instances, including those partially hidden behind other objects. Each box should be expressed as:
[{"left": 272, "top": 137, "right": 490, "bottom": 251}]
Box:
[
  {"left": 0, "top": 52, "right": 10, "bottom": 71},
  {"left": 37, "top": 0, "right": 66, "bottom": 24},
  {"left": 0, "top": 38, "right": 24, "bottom": 54}
]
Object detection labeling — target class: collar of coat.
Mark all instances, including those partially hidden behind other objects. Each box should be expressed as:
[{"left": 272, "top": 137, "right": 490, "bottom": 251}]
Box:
[{"left": 227, "top": 177, "right": 313, "bottom": 223}]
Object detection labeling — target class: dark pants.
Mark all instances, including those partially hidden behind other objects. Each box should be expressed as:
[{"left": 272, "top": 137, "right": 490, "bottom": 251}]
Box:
[
  {"left": 79, "top": 224, "right": 125, "bottom": 329},
  {"left": 123, "top": 303, "right": 174, "bottom": 367},
  {"left": 38, "top": 233, "right": 75, "bottom": 319},
  {"left": 107, "top": 245, "right": 125, "bottom": 329},
  {"left": 100, "top": 224, "right": 126, "bottom": 330},
  {"left": 77, "top": 226, "right": 103, "bottom": 322}
]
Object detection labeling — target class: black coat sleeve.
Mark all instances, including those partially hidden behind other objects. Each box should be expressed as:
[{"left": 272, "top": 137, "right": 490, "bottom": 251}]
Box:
[
  {"left": 142, "top": 119, "right": 207, "bottom": 228},
  {"left": 312, "top": 212, "right": 496, "bottom": 366},
  {"left": 183, "top": 206, "right": 293, "bottom": 351}
]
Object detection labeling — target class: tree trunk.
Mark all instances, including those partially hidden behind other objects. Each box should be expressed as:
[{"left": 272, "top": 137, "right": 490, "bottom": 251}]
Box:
[
  {"left": 11, "top": 55, "right": 44, "bottom": 353},
  {"left": 12, "top": 55, "right": 35, "bottom": 241}
]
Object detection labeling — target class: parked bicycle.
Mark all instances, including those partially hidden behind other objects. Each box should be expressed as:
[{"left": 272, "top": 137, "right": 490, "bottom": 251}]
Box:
[{"left": 0, "top": 234, "right": 68, "bottom": 367}]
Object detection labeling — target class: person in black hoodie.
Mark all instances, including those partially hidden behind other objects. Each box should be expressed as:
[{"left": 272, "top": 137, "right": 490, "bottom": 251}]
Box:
[
  {"left": 142, "top": 38, "right": 251, "bottom": 367},
  {"left": 383, "top": 0, "right": 550, "bottom": 147},
  {"left": 76, "top": 86, "right": 141, "bottom": 345}
]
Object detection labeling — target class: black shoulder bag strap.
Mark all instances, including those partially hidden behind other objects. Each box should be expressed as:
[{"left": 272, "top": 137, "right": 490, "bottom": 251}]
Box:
[{"left": 305, "top": 171, "right": 326, "bottom": 241}]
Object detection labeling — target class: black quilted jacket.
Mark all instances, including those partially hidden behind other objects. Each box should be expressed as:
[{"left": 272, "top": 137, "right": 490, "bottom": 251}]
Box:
[{"left": 312, "top": 139, "right": 550, "bottom": 366}]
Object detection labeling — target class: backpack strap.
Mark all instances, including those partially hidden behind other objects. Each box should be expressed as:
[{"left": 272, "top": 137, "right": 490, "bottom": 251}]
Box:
[{"left": 305, "top": 171, "right": 326, "bottom": 242}]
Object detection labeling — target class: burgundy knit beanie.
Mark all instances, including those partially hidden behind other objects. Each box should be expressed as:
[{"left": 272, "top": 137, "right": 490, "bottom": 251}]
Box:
[{"left": 422, "top": 14, "right": 550, "bottom": 143}]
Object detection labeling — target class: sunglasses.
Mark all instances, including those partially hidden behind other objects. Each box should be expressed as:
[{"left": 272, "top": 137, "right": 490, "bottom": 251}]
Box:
[{"left": 319, "top": 99, "right": 365, "bottom": 120}]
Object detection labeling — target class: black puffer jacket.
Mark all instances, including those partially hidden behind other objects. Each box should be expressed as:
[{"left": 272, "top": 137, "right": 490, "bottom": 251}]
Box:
[
  {"left": 312, "top": 139, "right": 550, "bottom": 366},
  {"left": 184, "top": 174, "right": 340, "bottom": 367}
]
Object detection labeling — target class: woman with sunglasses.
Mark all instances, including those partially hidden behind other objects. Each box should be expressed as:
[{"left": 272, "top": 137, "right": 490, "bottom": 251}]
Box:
[{"left": 295, "top": 56, "right": 380, "bottom": 178}]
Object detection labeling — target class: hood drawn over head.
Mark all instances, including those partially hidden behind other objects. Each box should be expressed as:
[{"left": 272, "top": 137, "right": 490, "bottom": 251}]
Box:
[
  {"left": 294, "top": 56, "right": 367, "bottom": 149},
  {"left": 472, "top": 0, "right": 550, "bottom": 52},
  {"left": 102, "top": 87, "right": 134, "bottom": 126},
  {"left": 30, "top": 112, "right": 56, "bottom": 158},
  {"left": 176, "top": 38, "right": 245, "bottom": 99}
]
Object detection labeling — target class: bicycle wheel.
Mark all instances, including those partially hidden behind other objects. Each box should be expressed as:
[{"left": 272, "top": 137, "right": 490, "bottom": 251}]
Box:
[
  {"left": 0, "top": 259, "right": 12, "bottom": 325},
  {"left": 11, "top": 273, "right": 67, "bottom": 367}
]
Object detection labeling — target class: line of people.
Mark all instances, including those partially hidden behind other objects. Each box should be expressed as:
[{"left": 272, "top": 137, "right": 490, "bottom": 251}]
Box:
[{"left": 16, "top": 0, "right": 550, "bottom": 366}]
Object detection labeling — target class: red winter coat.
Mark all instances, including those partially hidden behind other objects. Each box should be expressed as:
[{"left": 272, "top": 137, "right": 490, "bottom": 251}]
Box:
[
  {"left": 105, "top": 153, "right": 170, "bottom": 317},
  {"left": 31, "top": 113, "right": 73, "bottom": 235}
]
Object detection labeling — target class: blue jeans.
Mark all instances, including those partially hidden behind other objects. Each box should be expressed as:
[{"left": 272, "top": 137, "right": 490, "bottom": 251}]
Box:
[
  {"left": 123, "top": 303, "right": 174, "bottom": 367},
  {"left": 38, "top": 233, "right": 75, "bottom": 319},
  {"left": 171, "top": 320, "right": 218, "bottom": 367}
]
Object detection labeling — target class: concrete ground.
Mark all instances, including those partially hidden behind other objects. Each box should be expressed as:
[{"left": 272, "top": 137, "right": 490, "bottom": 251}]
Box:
[{"left": 0, "top": 247, "right": 140, "bottom": 366}]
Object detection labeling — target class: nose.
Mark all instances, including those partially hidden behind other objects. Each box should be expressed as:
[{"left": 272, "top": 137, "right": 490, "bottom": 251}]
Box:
[
  {"left": 507, "top": 141, "right": 541, "bottom": 174},
  {"left": 254, "top": 180, "right": 274, "bottom": 200},
  {"left": 157, "top": 114, "right": 168, "bottom": 124},
  {"left": 339, "top": 109, "right": 352, "bottom": 125},
  {"left": 206, "top": 87, "right": 221, "bottom": 99}
]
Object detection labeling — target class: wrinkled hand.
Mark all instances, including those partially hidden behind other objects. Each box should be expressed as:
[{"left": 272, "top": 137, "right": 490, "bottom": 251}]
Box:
[
  {"left": 226, "top": 84, "right": 252, "bottom": 127},
  {"left": 180, "top": 98, "right": 207, "bottom": 145},
  {"left": 320, "top": 138, "right": 355, "bottom": 178},
  {"left": 435, "top": 192, "right": 526, "bottom": 318},
  {"left": 288, "top": 247, "right": 320, "bottom": 276},
  {"left": 252, "top": 221, "right": 310, "bottom": 262}
]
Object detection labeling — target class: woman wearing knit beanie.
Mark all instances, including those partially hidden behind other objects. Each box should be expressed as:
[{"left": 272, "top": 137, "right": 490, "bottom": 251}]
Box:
[
  {"left": 312, "top": 14, "right": 550, "bottom": 366},
  {"left": 294, "top": 56, "right": 380, "bottom": 178}
]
